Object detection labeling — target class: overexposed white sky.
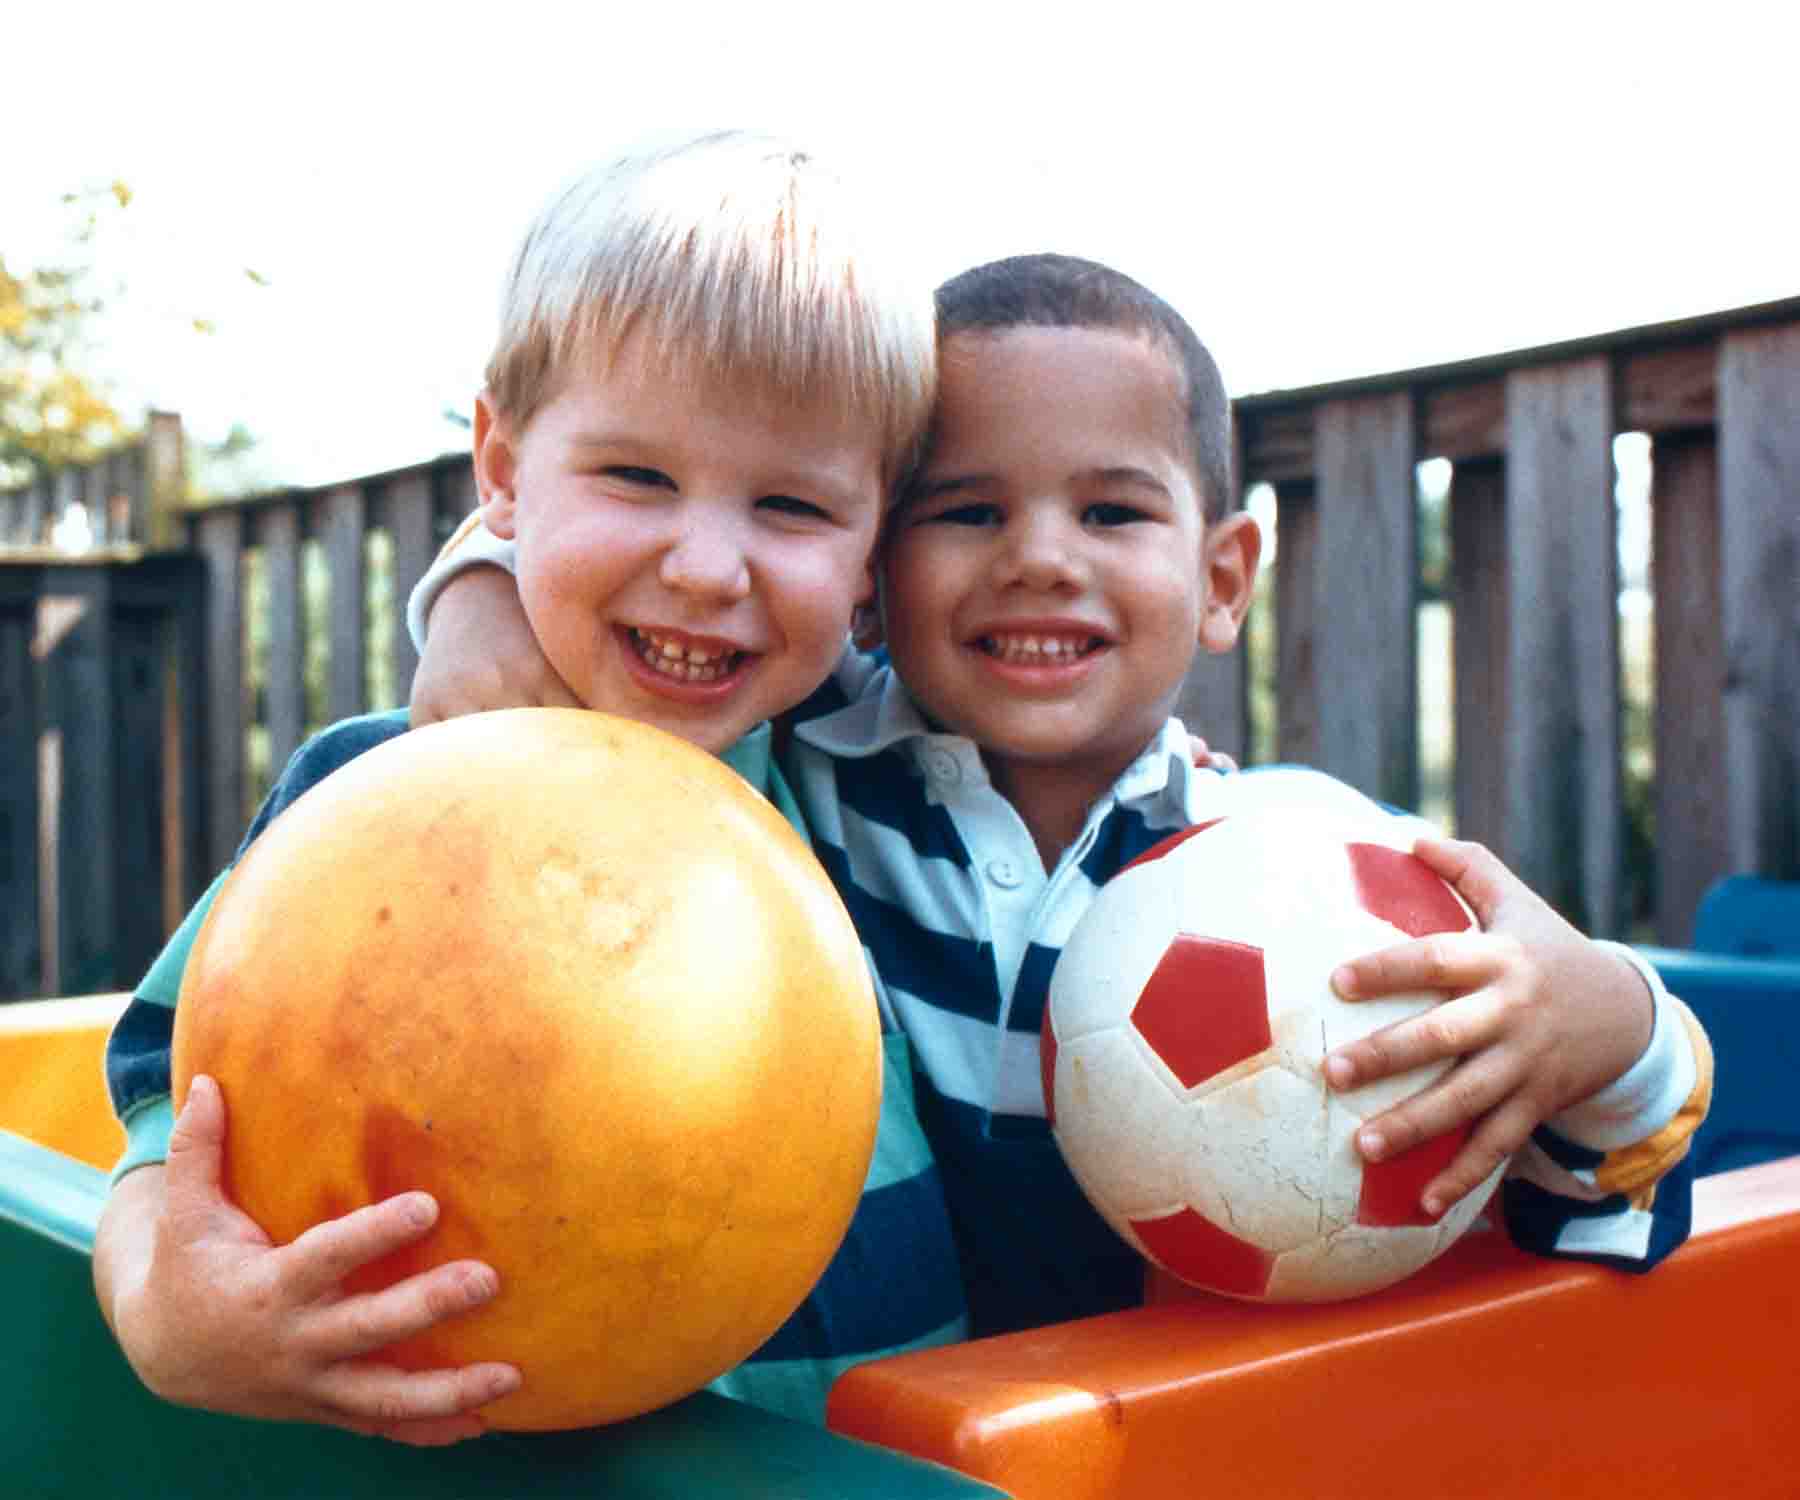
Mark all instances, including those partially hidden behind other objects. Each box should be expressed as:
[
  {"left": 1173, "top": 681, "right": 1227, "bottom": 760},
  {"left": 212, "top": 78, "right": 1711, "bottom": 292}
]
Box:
[{"left": 8, "top": 0, "right": 1796, "bottom": 489}]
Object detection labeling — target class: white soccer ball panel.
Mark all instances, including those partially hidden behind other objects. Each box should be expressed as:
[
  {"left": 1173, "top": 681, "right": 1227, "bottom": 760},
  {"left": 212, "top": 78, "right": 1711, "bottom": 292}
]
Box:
[
  {"left": 1267, "top": 1222, "right": 1445, "bottom": 1301},
  {"left": 1047, "top": 862, "right": 1185, "bottom": 1042},
  {"left": 1052, "top": 1028, "right": 1202, "bottom": 1221},
  {"left": 1187, "top": 1067, "right": 1352, "bottom": 1253}
]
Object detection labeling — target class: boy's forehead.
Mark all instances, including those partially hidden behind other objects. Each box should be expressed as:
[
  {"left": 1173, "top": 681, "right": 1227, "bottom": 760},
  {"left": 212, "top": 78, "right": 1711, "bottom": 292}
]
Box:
[
  {"left": 928, "top": 326, "right": 1197, "bottom": 482},
  {"left": 560, "top": 333, "right": 878, "bottom": 442}
]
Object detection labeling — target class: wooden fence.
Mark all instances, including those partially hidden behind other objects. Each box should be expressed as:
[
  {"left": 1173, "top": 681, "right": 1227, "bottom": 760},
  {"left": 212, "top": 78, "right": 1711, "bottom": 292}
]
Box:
[
  {"left": 1178, "top": 294, "right": 1800, "bottom": 944},
  {"left": 2, "top": 298, "right": 1797, "bottom": 999}
]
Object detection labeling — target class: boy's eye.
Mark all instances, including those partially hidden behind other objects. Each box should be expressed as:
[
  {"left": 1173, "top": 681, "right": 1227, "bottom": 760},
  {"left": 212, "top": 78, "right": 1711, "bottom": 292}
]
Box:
[
  {"left": 1083, "top": 502, "right": 1148, "bottom": 527},
  {"left": 925, "top": 502, "right": 1002, "bottom": 527},
  {"left": 603, "top": 465, "right": 676, "bottom": 489},
  {"left": 757, "top": 493, "right": 831, "bottom": 521}
]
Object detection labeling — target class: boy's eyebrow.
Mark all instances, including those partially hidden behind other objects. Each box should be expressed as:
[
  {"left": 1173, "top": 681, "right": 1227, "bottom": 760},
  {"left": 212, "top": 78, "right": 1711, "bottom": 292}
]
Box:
[
  {"left": 910, "top": 465, "right": 1173, "bottom": 501},
  {"left": 1081, "top": 465, "right": 1172, "bottom": 494},
  {"left": 908, "top": 472, "right": 990, "bottom": 502}
]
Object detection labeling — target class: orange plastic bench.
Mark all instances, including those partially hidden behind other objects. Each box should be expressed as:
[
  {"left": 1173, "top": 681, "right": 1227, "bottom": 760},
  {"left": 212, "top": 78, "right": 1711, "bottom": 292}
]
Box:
[
  {"left": 828, "top": 1158, "right": 1800, "bottom": 1499},
  {"left": 0, "top": 993, "right": 129, "bottom": 1170}
]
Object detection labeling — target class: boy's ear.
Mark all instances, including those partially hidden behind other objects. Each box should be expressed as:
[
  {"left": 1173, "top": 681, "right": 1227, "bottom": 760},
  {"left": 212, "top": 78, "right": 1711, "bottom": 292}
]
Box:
[
  {"left": 472, "top": 391, "right": 520, "bottom": 540},
  {"left": 1197, "top": 510, "right": 1262, "bottom": 656}
]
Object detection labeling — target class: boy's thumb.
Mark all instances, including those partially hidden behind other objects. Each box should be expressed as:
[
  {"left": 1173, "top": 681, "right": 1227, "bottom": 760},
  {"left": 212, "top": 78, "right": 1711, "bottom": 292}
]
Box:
[
  {"left": 1413, "top": 834, "right": 1506, "bottom": 929},
  {"left": 166, "top": 1075, "right": 227, "bottom": 1195}
]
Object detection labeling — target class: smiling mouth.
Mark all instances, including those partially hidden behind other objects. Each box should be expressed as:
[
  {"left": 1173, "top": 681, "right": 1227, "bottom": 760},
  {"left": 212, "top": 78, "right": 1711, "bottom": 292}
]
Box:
[
  {"left": 629, "top": 628, "right": 749, "bottom": 683},
  {"left": 976, "top": 633, "right": 1105, "bottom": 664}
]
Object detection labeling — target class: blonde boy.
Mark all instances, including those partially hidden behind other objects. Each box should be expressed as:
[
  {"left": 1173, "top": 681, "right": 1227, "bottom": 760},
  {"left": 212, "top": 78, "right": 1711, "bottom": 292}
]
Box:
[{"left": 95, "top": 130, "right": 967, "bottom": 1442}]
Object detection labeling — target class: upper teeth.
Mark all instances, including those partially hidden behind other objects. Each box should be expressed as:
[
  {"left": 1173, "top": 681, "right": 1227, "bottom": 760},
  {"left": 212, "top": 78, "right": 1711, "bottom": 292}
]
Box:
[
  {"left": 643, "top": 631, "right": 718, "bottom": 665},
  {"left": 985, "top": 634, "right": 1094, "bottom": 659}
]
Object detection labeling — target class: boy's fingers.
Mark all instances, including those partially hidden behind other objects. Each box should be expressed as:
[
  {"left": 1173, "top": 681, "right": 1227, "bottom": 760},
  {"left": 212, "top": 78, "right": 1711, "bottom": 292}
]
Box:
[
  {"left": 1419, "top": 1105, "right": 1534, "bottom": 1218},
  {"left": 1349, "top": 1049, "right": 1510, "bottom": 1160},
  {"left": 319, "top": 1359, "right": 521, "bottom": 1434},
  {"left": 1331, "top": 930, "right": 1514, "bottom": 1002},
  {"left": 281, "top": 1193, "right": 444, "bottom": 1299},
  {"left": 311, "top": 1261, "right": 503, "bottom": 1358},
  {"left": 1325, "top": 976, "right": 1512, "bottom": 1090}
]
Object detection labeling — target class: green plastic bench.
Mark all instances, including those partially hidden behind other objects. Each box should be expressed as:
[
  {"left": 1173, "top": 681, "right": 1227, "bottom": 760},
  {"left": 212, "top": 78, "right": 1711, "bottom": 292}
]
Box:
[{"left": 0, "top": 1129, "right": 1007, "bottom": 1500}]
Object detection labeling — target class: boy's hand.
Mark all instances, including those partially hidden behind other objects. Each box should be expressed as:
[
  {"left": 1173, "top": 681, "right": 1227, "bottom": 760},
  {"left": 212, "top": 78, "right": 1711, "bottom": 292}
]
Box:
[
  {"left": 409, "top": 565, "right": 578, "bottom": 726},
  {"left": 1186, "top": 734, "right": 1238, "bottom": 773},
  {"left": 1321, "top": 835, "right": 1655, "bottom": 1218},
  {"left": 101, "top": 1075, "right": 520, "bottom": 1445}
]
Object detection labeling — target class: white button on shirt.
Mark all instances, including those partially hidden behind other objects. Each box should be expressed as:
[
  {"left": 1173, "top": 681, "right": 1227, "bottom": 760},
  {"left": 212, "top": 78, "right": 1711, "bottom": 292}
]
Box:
[
  {"left": 986, "top": 857, "right": 1023, "bottom": 889},
  {"left": 922, "top": 746, "right": 961, "bottom": 784}
]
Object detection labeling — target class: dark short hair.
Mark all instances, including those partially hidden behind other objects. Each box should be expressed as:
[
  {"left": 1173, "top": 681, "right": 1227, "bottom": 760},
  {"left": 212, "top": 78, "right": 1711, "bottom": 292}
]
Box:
[{"left": 931, "top": 253, "right": 1233, "bottom": 519}]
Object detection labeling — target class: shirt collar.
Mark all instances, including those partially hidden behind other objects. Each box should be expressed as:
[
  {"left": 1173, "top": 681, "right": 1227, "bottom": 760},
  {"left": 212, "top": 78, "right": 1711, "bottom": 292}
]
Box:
[
  {"left": 719, "top": 719, "right": 775, "bottom": 789},
  {"left": 719, "top": 720, "right": 809, "bottom": 842},
  {"left": 793, "top": 662, "right": 940, "bottom": 759}
]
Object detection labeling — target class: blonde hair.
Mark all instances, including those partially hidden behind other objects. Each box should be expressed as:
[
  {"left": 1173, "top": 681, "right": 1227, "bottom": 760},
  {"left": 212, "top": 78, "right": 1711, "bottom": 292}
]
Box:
[{"left": 487, "top": 129, "right": 935, "bottom": 490}]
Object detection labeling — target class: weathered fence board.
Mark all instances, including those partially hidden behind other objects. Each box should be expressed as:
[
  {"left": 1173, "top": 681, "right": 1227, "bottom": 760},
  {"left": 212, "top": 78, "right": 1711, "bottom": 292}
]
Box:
[
  {"left": 0, "top": 598, "right": 39, "bottom": 995},
  {"left": 1718, "top": 323, "right": 1800, "bottom": 881},
  {"left": 1315, "top": 393, "right": 1418, "bottom": 809},
  {"left": 384, "top": 470, "right": 445, "bottom": 696},
  {"left": 260, "top": 503, "right": 306, "bottom": 778},
  {"left": 1651, "top": 432, "right": 1730, "bottom": 944},
  {"left": 196, "top": 509, "right": 246, "bottom": 877},
  {"left": 1449, "top": 459, "right": 1508, "bottom": 853},
  {"left": 48, "top": 568, "right": 120, "bottom": 996},
  {"left": 1503, "top": 357, "right": 1622, "bottom": 934},
  {"left": 1273, "top": 483, "right": 1320, "bottom": 771},
  {"left": 322, "top": 485, "right": 368, "bottom": 725}
]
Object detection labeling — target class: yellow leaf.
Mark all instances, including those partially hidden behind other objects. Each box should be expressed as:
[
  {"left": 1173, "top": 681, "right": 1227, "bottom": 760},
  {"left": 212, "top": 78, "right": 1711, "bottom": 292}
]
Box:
[
  {"left": 111, "top": 180, "right": 133, "bottom": 208},
  {"left": 191, "top": 317, "right": 216, "bottom": 335}
]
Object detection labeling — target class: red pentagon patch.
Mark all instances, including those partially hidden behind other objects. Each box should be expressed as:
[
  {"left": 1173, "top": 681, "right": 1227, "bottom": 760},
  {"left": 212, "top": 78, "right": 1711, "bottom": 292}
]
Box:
[
  {"left": 1356, "top": 1125, "right": 1472, "bottom": 1227},
  {"left": 1039, "top": 1012, "right": 1058, "bottom": 1127},
  {"left": 1130, "top": 1205, "right": 1274, "bottom": 1298},
  {"left": 1133, "top": 936, "right": 1269, "bottom": 1091},
  {"left": 1119, "top": 818, "right": 1226, "bottom": 876},
  {"left": 1346, "top": 843, "right": 1474, "bottom": 938}
]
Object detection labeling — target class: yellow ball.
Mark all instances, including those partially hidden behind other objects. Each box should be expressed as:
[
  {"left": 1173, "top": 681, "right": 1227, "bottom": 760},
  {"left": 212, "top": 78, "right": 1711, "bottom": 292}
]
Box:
[{"left": 172, "top": 708, "right": 880, "bottom": 1430}]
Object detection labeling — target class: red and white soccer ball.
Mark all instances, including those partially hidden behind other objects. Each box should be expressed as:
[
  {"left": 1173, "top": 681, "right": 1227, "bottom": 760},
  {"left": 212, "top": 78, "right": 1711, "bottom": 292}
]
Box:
[{"left": 1043, "top": 809, "right": 1508, "bottom": 1303}]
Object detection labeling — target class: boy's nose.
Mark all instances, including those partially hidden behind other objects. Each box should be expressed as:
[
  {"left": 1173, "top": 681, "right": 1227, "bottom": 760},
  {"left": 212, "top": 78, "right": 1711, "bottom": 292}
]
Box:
[
  {"left": 998, "top": 511, "right": 1084, "bottom": 591},
  {"left": 660, "top": 520, "right": 751, "bottom": 602}
]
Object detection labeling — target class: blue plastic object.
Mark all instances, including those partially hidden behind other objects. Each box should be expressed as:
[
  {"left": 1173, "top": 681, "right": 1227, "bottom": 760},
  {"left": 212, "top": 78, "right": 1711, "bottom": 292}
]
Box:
[
  {"left": 1692, "top": 876, "right": 1800, "bottom": 959},
  {"left": 1642, "top": 947, "right": 1800, "bottom": 1176}
]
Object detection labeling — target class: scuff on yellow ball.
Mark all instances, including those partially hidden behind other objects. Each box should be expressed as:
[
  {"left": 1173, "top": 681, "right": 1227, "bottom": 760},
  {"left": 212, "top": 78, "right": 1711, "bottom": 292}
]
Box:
[{"left": 172, "top": 708, "right": 881, "bottom": 1430}]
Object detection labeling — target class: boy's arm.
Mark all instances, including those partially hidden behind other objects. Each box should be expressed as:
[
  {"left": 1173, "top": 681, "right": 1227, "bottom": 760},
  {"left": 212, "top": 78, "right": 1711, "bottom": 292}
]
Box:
[
  {"left": 1324, "top": 835, "right": 1713, "bottom": 1267},
  {"left": 405, "top": 517, "right": 576, "bottom": 724}
]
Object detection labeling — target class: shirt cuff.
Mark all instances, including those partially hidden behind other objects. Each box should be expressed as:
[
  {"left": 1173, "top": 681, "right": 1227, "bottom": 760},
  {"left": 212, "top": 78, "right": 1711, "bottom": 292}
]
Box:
[
  {"left": 404, "top": 519, "right": 520, "bottom": 652},
  {"left": 111, "top": 1095, "right": 175, "bottom": 1184},
  {"left": 1546, "top": 941, "right": 1697, "bottom": 1151}
]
